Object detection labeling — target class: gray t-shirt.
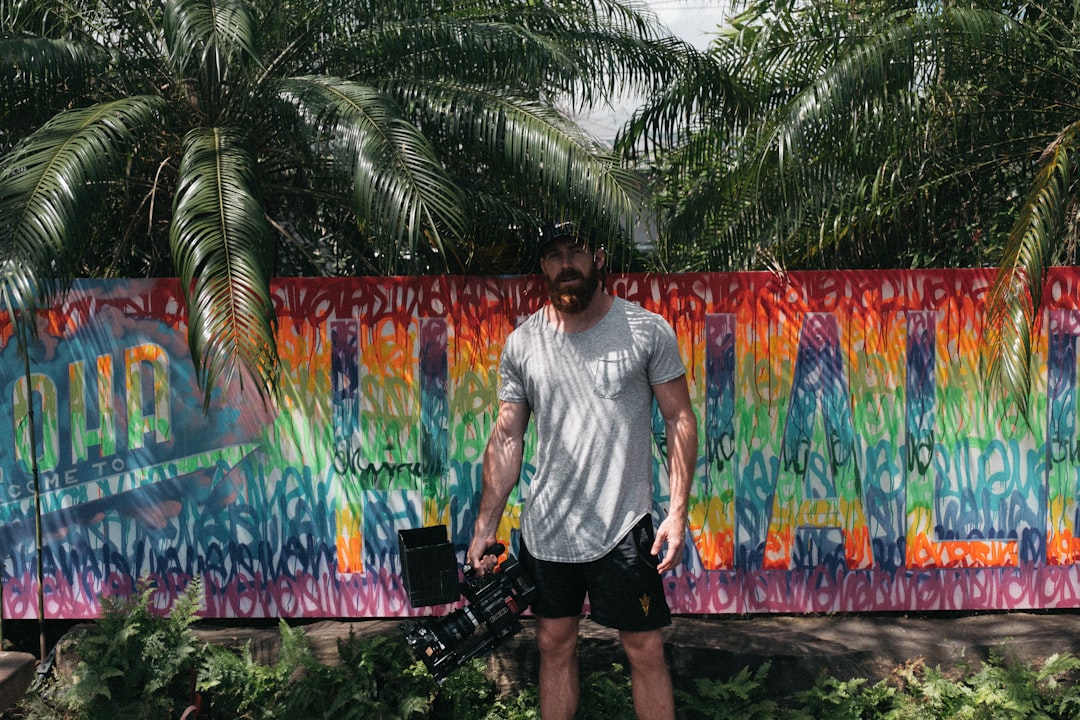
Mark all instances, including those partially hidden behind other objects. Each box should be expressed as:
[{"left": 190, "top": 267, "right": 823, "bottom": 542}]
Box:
[{"left": 498, "top": 296, "right": 687, "bottom": 562}]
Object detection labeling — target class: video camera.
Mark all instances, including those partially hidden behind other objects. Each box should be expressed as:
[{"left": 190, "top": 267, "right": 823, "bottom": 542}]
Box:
[{"left": 398, "top": 526, "right": 537, "bottom": 683}]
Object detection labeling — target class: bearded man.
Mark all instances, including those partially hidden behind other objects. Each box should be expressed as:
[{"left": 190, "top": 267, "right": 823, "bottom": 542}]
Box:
[{"left": 467, "top": 223, "right": 698, "bottom": 720}]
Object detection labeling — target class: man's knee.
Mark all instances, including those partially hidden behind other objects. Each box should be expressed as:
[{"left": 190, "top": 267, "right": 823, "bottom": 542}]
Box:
[
  {"left": 619, "top": 628, "right": 667, "bottom": 666},
  {"left": 536, "top": 616, "right": 580, "bottom": 657}
]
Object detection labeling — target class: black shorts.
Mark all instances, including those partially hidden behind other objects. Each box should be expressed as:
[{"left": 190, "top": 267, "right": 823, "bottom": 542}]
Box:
[{"left": 519, "top": 514, "right": 672, "bottom": 632}]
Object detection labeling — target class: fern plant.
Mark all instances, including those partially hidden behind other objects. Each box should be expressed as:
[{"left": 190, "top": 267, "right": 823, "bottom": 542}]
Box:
[
  {"left": 425, "top": 657, "right": 495, "bottom": 719},
  {"left": 44, "top": 576, "right": 205, "bottom": 720},
  {"left": 578, "top": 664, "right": 637, "bottom": 719},
  {"left": 200, "top": 620, "right": 434, "bottom": 719},
  {"left": 675, "top": 662, "right": 779, "bottom": 720},
  {"left": 789, "top": 674, "right": 897, "bottom": 720}
]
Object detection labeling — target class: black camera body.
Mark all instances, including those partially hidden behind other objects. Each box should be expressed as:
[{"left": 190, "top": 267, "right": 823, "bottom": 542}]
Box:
[{"left": 400, "top": 541, "right": 538, "bottom": 683}]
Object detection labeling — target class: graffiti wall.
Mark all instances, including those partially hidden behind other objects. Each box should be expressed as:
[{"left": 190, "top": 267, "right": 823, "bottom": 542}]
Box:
[{"left": 2, "top": 268, "right": 1080, "bottom": 620}]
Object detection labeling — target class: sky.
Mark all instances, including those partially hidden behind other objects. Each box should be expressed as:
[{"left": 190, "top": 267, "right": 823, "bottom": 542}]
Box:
[
  {"left": 648, "top": 0, "right": 733, "bottom": 50},
  {"left": 578, "top": 0, "right": 734, "bottom": 142}
]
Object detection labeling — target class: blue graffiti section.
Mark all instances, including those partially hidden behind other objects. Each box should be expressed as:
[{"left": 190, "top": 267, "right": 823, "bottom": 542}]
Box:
[
  {"left": 779, "top": 313, "right": 860, "bottom": 570},
  {"left": 705, "top": 314, "right": 736, "bottom": 484},
  {"left": 331, "top": 319, "right": 361, "bottom": 486},
  {"left": 1049, "top": 310, "right": 1080, "bottom": 472},
  {"left": 906, "top": 311, "right": 936, "bottom": 477},
  {"left": 419, "top": 318, "right": 449, "bottom": 496},
  {"left": 907, "top": 310, "right": 1044, "bottom": 563},
  {"left": 0, "top": 280, "right": 276, "bottom": 615},
  {"left": 1049, "top": 310, "right": 1080, "bottom": 543},
  {"left": 782, "top": 314, "right": 857, "bottom": 496}
]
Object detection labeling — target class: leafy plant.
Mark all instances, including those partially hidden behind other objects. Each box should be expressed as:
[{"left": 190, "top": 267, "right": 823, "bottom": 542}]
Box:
[
  {"left": 789, "top": 674, "right": 895, "bottom": 720},
  {"left": 21, "top": 602, "right": 1080, "bottom": 720},
  {"left": 200, "top": 620, "right": 434, "bottom": 719},
  {"left": 675, "top": 662, "right": 779, "bottom": 720},
  {"left": 32, "top": 576, "right": 205, "bottom": 720},
  {"left": 196, "top": 620, "right": 318, "bottom": 717},
  {"left": 479, "top": 683, "right": 541, "bottom": 720},
  {"left": 578, "top": 663, "right": 636, "bottom": 719},
  {"left": 427, "top": 658, "right": 497, "bottom": 720}
]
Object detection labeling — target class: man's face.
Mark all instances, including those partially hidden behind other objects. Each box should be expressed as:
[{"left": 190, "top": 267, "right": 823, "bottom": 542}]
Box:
[{"left": 540, "top": 238, "right": 602, "bottom": 313}]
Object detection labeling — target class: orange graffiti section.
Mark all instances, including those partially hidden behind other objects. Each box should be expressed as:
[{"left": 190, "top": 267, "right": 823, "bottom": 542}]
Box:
[
  {"left": 336, "top": 505, "right": 363, "bottom": 574},
  {"left": 1047, "top": 531, "right": 1080, "bottom": 565},
  {"left": 906, "top": 534, "right": 1018, "bottom": 568},
  {"left": 689, "top": 496, "right": 735, "bottom": 569}
]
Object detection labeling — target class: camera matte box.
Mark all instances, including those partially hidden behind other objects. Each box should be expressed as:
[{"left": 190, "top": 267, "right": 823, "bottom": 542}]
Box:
[{"left": 398, "top": 525, "right": 460, "bottom": 607}]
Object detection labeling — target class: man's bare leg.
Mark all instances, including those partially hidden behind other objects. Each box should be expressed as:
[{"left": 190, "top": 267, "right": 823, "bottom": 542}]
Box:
[
  {"left": 536, "top": 615, "right": 580, "bottom": 719},
  {"left": 620, "top": 628, "right": 675, "bottom": 720}
]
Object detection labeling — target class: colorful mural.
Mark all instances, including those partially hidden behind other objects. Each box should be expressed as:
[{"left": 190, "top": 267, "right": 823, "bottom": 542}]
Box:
[{"left": 1, "top": 269, "right": 1079, "bottom": 620}]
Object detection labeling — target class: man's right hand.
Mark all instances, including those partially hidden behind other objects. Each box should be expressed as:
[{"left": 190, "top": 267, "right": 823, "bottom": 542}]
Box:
[{"left": 466, "top": 535, "right": 501, "bottom": 577}]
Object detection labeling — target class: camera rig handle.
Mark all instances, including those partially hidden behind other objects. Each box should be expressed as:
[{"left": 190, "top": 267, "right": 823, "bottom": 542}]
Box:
[{"left": 463, "top": 543, "right": 505, "bottom": 578}]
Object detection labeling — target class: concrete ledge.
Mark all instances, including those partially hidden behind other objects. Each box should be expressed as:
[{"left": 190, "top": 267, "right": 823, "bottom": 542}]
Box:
[{"left": 0, "top": 651, "right": 37, "bottom": 712}]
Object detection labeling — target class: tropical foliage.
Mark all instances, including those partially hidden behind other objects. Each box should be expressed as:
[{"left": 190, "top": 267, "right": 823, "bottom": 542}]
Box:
[
  {"left": 18, "top": 591, "right": 1080, "bottom": 719},
  {"left": 0, "top": 0, "right": 699, "bottom": 404},
  {"left": 630, "top": 0, "right": 1080, "bottom": 414}
]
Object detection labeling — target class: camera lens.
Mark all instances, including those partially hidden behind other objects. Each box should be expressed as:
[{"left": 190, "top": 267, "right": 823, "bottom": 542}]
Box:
[{"left": 435, "top": 606, "right": 480, "bottom": 645}]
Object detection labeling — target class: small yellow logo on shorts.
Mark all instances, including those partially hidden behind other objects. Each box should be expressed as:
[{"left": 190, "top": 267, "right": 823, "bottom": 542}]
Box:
[{"left": 639, "top": 593, "right": 651, "bottom": 616}]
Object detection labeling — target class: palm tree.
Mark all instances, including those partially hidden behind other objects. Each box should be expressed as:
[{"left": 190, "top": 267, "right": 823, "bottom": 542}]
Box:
[
  {"left": 0, "top": 0, "right": 697, "bottom": 405},
  {"left": 629, "top": 0, "right": 1078, "bottom": 414}
]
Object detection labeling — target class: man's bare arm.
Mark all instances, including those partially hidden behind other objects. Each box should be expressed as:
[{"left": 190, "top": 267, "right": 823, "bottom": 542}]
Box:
[
  {"left": 468, "top": 399, "right": 531, "bottom": 572},
  {"left": 651, "top": 375, "right": 699, "bottom": 574}
]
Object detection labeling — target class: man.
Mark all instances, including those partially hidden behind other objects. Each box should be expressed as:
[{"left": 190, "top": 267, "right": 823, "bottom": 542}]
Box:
[{"left": 467, "top": 224, "right": 698, "bottom": 720}]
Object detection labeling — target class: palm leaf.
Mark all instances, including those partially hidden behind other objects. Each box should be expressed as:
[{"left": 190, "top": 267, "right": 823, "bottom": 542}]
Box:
[
  {"left": 0, "top": 36, "right": 102, "bottom": 105},
  {"left": 0, "top": 95, "right": 166, "bottom": 320},
  {"left": 278, "top": 75, "right": 469, "bottom": 271},
  {"left": 661, "top": 4, "right": 1023, "bottom": 270},
  {"left": 983, "top": 121, "right": 1080, "bottom": 417},
  {"left": 402, "top": 80, "right": 641, "bottom": 246},
  {"left": 351, "top": 0, "right": 686, "bottom": 108},
  {"left": 164, "top": 0, "right": 260, "bottom": 86},
  {"left": 170, "top": 127, "right": 277, "bottom": 409}
]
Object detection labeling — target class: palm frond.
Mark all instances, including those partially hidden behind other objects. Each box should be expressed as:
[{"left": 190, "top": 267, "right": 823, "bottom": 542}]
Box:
[
  {"left": 278, "top": 75, "right": 469, "bottom": 272},
  {"left": 337, "top": 0, "right": 692, "bottom": 113},
  {"left": 0, "top": 96, "right": 166, "bottom": 317},
  {"left": 164, "top": 0, "right": 260, "bottom": 83},
  {"left": 617, "top": 48, "right": 747, "bottom": 159},
  {"left": 0, "top": 36, "right": 102, "bottom": 106},
  {"left": 403, "top": 80, "right": 641, "bottom": 249},
  {"left": 658, "top": 4, "right": 1024, "bottom": 270},
  {"left": 170, "top": 126, "right": 277, "bottom": 409},
  {"left": 983, "top": 121, "right": 1080, "bottom": 417}
]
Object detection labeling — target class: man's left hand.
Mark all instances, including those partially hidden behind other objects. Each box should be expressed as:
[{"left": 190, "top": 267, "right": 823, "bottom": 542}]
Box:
[{"left": 652, "top": 513, "right": 687, "bottom": 574}]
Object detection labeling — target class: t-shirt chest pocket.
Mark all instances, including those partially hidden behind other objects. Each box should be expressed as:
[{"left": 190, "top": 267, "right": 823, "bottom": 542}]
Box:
[{"left": 590, "top": 355, "right": 635, "bottom": 399}]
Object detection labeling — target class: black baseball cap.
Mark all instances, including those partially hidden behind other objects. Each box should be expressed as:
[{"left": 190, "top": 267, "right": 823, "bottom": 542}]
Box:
[{"left": 537, "top": 221, "right": 597, "bottom": 254}]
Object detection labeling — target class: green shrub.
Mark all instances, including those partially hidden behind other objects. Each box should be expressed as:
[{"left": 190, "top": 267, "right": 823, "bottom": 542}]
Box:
[
  {"left": 578, "top": 663, "right": 636, "bottom": 719},
  {"left": 788, "top": 674, "right": 896, "bottom": 720},
  {"left": 19, "top": 598, "right": 1080, "bottom": 720},
  {"left": 882, "top": 650, "right": 1080, "bottom": 720},
  {"left": 200, "top": 620, "right": 434, "bottom": 719},
  {"left": 427, "top": 658, "right": 498, "bottom": 719},
  {"left": 26, "top": 576, "right": 204, "bottom": 720},
  {"left": 675, "top": 662, "right": 779, "bottom": 719},
  {"left": 479, "top": 683, "right": 540, "bottom": 720}
]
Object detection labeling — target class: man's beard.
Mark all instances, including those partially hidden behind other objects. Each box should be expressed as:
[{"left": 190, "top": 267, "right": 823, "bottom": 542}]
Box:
[{"left": 546, "top": 266, "right": 600, "bottom": 313}]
